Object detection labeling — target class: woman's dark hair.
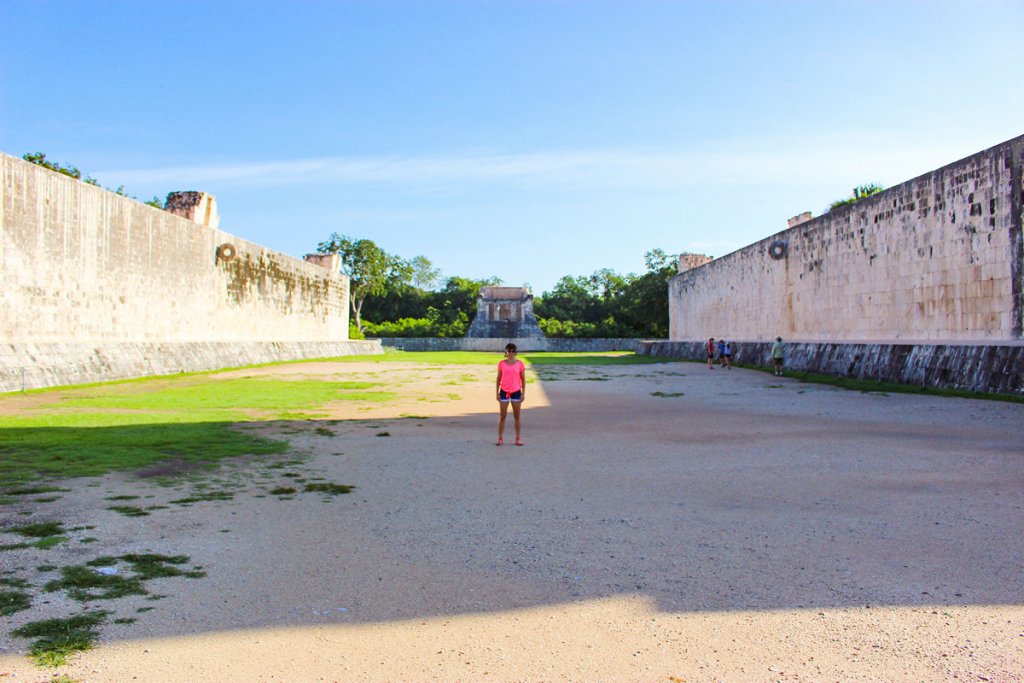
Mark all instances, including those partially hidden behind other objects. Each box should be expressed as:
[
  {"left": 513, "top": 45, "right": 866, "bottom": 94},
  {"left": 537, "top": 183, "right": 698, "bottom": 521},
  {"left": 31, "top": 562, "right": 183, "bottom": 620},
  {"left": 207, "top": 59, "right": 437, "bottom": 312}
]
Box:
[{"left": 505, "top": 343, "right": 517, "bottom": 353}]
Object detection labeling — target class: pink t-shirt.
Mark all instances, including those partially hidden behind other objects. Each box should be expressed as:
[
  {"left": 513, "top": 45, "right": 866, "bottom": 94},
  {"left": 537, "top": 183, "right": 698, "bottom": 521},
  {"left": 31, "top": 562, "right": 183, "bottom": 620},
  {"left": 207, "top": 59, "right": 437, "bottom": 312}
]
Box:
[{"left": 498, "top": 359, "right": 525, "bottom": 393}]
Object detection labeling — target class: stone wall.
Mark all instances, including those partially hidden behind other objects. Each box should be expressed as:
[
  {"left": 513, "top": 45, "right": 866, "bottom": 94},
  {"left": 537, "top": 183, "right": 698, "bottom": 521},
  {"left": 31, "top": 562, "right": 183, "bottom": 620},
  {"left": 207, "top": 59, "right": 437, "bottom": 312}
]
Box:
[
  {"left": 637, "top": 340, "right": 1024, "bottom": 395},
  {"left": 669, "top": 135, "right": 1024, "bottom": 343},
  {"left": 377, "top": 338, "right": 641, "bottom": 353},
  {"left": 0, "top": 152, "right": 378, "bottom": 391},
  {"left": 0, "top": 340, "right": 382, "bottom": 393}
]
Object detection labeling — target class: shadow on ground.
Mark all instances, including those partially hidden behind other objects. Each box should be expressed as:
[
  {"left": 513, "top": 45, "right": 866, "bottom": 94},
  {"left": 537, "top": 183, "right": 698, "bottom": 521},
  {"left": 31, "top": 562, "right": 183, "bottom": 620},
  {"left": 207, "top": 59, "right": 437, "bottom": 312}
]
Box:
[{"left": 2, "top": 363, "right": 1023, "bottom": 649}]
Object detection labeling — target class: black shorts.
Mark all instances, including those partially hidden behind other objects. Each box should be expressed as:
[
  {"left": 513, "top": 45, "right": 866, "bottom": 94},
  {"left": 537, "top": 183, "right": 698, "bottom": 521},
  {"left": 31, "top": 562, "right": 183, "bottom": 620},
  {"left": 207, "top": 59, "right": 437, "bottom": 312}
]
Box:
[{"left": 499, "top": 389, "right": 523, "bottom": 402}]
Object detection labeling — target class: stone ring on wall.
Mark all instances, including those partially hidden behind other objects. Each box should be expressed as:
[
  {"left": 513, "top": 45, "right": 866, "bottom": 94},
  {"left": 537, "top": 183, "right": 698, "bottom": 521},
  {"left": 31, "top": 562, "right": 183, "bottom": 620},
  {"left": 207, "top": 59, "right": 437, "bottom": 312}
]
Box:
[
  {"left": 768, "top": 241, "right": 788, "bottom": 260},
  {"left": 216, "top": 243, "right": 237, "bottom": 263}
]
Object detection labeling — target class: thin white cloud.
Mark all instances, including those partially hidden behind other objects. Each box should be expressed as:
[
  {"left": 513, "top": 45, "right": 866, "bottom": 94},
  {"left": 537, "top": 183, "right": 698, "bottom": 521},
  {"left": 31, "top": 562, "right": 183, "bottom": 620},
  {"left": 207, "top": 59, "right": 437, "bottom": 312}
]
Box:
[{"left": 95, "top": 133, "right": 993, "bottom": 193}]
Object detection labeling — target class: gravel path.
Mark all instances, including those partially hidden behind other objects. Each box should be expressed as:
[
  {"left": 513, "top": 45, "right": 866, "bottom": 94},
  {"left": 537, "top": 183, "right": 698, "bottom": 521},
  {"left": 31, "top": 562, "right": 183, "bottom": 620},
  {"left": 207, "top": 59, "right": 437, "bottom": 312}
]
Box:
[{"left": 2, "top": 360, "right": 1022, "bottom": 681}]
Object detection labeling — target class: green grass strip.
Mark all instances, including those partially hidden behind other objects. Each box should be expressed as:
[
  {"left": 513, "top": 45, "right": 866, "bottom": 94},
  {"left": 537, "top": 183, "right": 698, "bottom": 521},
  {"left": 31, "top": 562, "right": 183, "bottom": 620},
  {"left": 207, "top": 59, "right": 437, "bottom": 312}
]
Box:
[
  {"left": 10, "top": 610, "right": 110, "bottom": 667},
  {"left": 0, "top": 421, "right": 288, "bottom": 485},
  {"left": 727, "top": 364, "right": 1024, "bottom": 404}
]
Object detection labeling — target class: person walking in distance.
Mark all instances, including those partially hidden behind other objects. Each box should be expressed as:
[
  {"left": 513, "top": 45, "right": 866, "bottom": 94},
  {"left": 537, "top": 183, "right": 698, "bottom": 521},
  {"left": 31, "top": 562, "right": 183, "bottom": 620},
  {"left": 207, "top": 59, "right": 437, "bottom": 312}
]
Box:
[
  {"left": 706, "top": 337, "right": 716, "bottom": 369},
  {"left": 771, "top": 336, "right": 785, "bottom": 376},
  {"left": 722, "top": 340, "right": 733, "bottom": 369},
  {"left": 496, "top": 343, "right": 526, "bottom": 446}
]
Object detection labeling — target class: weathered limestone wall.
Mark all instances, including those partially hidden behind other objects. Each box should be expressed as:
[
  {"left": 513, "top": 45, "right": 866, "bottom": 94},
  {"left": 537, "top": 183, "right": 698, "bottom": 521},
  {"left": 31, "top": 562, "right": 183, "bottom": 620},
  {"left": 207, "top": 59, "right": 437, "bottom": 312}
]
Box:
[
  {"left": 670, "top": 135, "right": 1024, "bottom": 342},
  {"left": 637, "top": 340, "right": 1024, "bottom": 395},
  {"left": 0, "top": 340, "right": 382, "bottom": 393},
  {"left": 0, "top": 152, "right": 377, "bottom": 391}
]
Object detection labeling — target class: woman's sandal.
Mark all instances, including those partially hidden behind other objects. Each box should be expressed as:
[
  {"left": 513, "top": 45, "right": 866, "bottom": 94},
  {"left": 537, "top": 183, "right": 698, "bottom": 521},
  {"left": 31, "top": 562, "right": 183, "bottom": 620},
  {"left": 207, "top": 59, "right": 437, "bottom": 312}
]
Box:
[
  {"left": 496, "top": 437, "right": 503, "bottom": 446},
  {"left": 515, "top": 438, "right": 524, "bottom": 447}
]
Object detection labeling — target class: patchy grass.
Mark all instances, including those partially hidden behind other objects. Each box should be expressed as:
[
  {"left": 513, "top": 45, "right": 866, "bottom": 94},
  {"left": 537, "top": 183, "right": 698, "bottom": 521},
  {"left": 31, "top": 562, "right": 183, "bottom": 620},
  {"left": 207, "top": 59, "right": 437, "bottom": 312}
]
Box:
[
  {"left": 168, "top": 490, "right": 234, "bottom": 505},
  {"left": 785, "top": 369, "right": 1024, "bottom": 403},
  {"left": 10, "top": 522, "right": 66, "bottom": 538},
  {"left": 313, "top": 427, "right": 335, "bottom": 436},
  {"left": 33, "top": 495, "right": 62, "bottom": 503},
  {"left": 1, "top": 542, "right": 32, "bottom": 552},
  {"left": 4, "top": 485, "right": 70, "bottom": 496},
  {"left": 375, "top": 431, "right": 391, "bottom": 437},
  {"left": 0, "top": 375, "right": 398, "bottom": 484},
  {"left": 0, "top": 420, "right": 289, "bottom": 485},
  {"left": 0, "top": 352, "right": 680, "bottom": 487},
  {"left": 104, "top": 495, "right": 139, "bottom": 501},
  {"left": 1, "top": 588, "right": 32, "bottom": 616},
  {"left": 44, "top": 554, "right": 204, "bottom": 603},
  {"left": 121, "top": 553, "right": 205, "bottom": 580},
  {"left": 650, "top": 391, "right": 685, "bottom": 398},
  {"left": 304, "top": 482, "right": 354, "bottom": 495},
  {"left": 270, "top": 487, "right": 297, "bottom": 495},
  {"left": 3, "top": 524, "right": 69, "bottom": 550},
  {"left": 10, "top": 610, "right": 110, "bottom": 667},
  {"left": 0, "top": 577, "right": 31, "bottom": 589},
  {"left": 106, "top": 505, "right": 150, "bottom": 517},
  {"left": 45, "top": 565, "right": 147, "bottom": 601}
]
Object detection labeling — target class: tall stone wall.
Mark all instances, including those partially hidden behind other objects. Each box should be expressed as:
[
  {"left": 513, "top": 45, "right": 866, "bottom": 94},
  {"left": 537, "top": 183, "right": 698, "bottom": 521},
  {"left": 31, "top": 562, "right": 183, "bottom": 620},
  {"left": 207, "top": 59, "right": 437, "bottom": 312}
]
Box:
[
  {"left": 0, "top": 152, "right": 377, "bottom": 391},
  {"left": 670, "top": 135, "right": 1024, "bottom": 343},
  {"left": 637, "top": 340, "right": 1024, "bottom": 396}
]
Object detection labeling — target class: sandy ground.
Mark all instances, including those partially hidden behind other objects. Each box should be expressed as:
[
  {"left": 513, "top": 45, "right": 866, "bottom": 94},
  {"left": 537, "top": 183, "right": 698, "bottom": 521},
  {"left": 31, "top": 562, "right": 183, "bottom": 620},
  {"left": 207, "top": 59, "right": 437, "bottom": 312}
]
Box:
[{"left": 1, "top": 359, "right": 1023, "bottom": 682}]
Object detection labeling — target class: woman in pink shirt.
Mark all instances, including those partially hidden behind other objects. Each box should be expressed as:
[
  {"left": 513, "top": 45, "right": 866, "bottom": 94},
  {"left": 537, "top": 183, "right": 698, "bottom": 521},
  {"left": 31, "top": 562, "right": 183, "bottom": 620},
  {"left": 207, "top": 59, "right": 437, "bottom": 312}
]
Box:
[{"left": 495, "top": 342, "right": 526, "bottom": 446}]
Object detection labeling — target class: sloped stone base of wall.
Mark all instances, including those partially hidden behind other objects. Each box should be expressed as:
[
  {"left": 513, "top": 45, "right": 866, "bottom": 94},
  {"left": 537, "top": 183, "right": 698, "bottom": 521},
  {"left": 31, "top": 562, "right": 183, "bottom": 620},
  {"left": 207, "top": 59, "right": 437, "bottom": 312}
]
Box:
[
  {"left": 377, "top": 338, "right": 641, "bottom": 352},
  {"left": 637, "top": 341, "right": 1024, "bottom": 396},
  {"left": 0, "top": 340, "right": 383, "bottom": 393}
]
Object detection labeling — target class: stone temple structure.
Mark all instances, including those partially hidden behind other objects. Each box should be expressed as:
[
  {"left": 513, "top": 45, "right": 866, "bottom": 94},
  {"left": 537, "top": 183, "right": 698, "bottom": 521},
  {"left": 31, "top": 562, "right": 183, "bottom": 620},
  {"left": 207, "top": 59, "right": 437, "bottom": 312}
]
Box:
[{"left": 466, "top": 286, "right": 544, "bottom": 339}]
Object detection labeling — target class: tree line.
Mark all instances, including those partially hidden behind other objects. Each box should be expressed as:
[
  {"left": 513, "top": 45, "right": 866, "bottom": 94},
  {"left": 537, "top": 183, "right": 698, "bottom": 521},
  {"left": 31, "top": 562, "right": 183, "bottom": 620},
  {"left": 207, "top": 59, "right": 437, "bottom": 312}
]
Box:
[{"left": 317, "top": 233, "right": 678, "bottom": 339}]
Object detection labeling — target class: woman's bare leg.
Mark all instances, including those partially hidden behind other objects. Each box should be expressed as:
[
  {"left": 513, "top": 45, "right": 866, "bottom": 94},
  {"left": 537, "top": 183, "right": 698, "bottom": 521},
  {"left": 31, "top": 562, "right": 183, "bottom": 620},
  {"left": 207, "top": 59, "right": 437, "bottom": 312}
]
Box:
[
  {"left": 511, "top": 401, "right": 522, "bottom": 442},
  {"left": 498, "top": 401, "right": 509, "bottom": 442}
]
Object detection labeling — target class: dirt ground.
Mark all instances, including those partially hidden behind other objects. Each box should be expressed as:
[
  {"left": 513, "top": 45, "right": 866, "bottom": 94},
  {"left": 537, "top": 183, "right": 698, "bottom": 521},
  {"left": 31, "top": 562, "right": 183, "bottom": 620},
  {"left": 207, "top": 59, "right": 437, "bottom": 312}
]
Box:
[{"left": 1, "top": 360, "right": 1023, "bottom": 682}]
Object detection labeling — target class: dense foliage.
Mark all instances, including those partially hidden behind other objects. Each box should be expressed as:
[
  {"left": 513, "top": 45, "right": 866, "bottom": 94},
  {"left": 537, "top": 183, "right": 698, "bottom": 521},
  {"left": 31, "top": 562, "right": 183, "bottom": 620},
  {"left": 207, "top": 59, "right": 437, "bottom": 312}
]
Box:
[
  {"left": 316, "top": 233, "right": 415, "bottom": 332},
  {"left": 361, "top": 275, "right": 502, "bottom": 337},
  {"left": 351, "top": 242, "right": 677, "bottom": 338},
  {"left": 533, "top": 249, "right": 676, "bottom": 338}
]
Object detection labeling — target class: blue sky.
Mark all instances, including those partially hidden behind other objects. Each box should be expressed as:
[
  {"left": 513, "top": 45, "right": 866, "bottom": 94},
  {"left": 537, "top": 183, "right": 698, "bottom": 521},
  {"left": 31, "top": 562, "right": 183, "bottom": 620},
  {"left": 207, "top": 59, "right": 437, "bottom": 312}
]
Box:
[{"left": 3, "top": 1, "right": 1022, "bottom": 294}]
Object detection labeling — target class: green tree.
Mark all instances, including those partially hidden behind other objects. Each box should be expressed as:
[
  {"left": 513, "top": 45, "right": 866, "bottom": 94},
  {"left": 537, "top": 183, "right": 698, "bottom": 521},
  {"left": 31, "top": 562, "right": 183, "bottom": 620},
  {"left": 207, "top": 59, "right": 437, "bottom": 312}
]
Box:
[
  {"left": 534, "top": 275, "right": 603, "bottom": 323},
  {"left": 317, "top": 233, "right": 413, "bottom": 332},
  {"left": 535, "top": 248, "right": 677, "bottom": 338},
  {"left": 612, "top": 249, "right": 677, "bottom": 338},
  {"left": 409, "top": 255, "right": 442, "bottom": 291}
]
